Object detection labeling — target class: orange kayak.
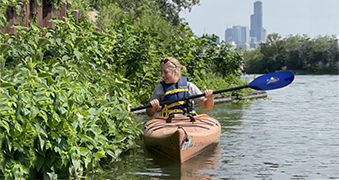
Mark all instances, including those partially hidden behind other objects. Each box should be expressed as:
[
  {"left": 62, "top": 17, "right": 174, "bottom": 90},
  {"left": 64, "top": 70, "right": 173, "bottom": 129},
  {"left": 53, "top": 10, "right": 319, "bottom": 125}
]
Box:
[{"left": 143, "top": 114, "right": 221, "bottom": 163}]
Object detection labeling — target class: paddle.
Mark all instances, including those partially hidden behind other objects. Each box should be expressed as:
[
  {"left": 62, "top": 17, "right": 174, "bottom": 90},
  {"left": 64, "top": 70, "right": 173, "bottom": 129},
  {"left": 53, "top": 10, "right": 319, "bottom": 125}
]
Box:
[{"left": 130, "top": 71, "right": 295, "bottom": 112}]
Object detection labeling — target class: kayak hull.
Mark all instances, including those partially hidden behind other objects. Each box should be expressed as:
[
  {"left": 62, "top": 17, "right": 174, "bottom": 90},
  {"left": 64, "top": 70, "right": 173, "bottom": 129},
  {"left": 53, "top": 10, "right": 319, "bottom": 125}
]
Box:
[{"left": 143, "top": 114, "right": 221, "bottom": 163}]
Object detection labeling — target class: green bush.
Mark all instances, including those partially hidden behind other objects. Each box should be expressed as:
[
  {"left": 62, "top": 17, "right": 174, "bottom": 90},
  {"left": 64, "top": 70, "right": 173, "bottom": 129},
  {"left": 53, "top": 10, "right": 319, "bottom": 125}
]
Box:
[{"left": 0, "top": 15, "right": 244, "bottom": 179}]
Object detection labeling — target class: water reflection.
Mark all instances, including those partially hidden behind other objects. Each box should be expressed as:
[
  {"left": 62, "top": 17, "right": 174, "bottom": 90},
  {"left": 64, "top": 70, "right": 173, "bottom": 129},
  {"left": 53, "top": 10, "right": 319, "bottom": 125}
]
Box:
[
  {"left": 90, "top": 128, "right": 222, "bottom": 180},
  {"left": 144, "top": 143, "right": 221, "bottom": 180}
]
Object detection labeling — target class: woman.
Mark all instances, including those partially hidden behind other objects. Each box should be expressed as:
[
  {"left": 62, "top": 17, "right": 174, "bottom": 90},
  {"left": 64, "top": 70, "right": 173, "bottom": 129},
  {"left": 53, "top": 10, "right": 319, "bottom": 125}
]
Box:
[{"left": 146, "top": 57, "right": 214, "bottom": 117}]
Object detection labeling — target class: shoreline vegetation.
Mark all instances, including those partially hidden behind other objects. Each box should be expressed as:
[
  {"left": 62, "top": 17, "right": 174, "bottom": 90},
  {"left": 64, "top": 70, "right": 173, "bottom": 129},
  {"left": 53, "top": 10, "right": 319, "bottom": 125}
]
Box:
[
  {"left": 243, "top": 33, "right": 338, "bottom": 75},
  {"left": 0, "top": 4, "right": 247, "bottom": 179}
]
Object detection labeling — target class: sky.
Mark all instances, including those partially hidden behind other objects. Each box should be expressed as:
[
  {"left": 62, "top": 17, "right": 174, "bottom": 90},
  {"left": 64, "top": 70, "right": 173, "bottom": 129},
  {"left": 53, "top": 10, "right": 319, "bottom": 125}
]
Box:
[{"left": 179, "top": 0, "right": 339, "bottom": 40}]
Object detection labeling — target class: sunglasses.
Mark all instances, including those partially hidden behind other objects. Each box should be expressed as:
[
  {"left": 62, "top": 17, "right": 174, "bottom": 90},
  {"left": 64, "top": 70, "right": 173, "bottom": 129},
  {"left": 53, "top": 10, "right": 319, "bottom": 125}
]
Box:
[{"left": 160, "top": 59, "right": 177, "bottom": 68}]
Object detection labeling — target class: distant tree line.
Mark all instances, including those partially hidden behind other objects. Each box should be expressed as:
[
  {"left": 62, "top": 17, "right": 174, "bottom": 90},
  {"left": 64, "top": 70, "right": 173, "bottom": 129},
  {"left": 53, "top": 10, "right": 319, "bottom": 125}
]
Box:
[{"left": 243, "top": 33, "right": 339, "bottom": 74}]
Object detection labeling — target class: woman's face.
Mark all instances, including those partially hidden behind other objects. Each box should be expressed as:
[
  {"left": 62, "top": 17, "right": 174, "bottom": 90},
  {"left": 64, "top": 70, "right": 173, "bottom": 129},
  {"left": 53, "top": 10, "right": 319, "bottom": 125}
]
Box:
[{"left": 161, "top": 64, "right": 178, "bottom": 84}]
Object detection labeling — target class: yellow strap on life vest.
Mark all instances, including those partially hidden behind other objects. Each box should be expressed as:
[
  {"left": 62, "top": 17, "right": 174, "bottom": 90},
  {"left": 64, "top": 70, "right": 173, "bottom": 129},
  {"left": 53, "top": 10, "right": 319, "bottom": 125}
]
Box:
[
  {"left": 166, "top": 100, "right": 195, "bottom": 109},
  {"left": 166, "top": 100, "right": 186, "bottom": 109},
  {"left": 164, "top": 88, "right": 188, "bottom": 95},
  {"left": 162, "top": 104, "right": 169, "bottom": 117},
  {"left": 166, "top": 109, "right": 197, "bottom": 115},
  {"left": 161, "top": 100, "right": 196, "bottom": 117}
]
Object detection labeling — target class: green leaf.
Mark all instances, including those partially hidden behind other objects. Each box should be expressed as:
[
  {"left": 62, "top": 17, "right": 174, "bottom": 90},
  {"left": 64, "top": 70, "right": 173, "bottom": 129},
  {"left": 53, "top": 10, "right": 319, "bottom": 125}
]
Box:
[
  {"left": 0, "top": 81, "right": 13, "bottom": 88},
  {"left": 74, "top": 49, "right": 83, "bottom": 60},
  {"left": 105, "top": 144, "right": 116, "bottom": 151},
  {"left": 0, "top": 43, "right": 8, "bottom": 50},
  {"left": 114, "top": 136, "right": 126, "bottom": 143},
  {"left": 70, "top": 152, "right": 77, "bottom": 161},
  {"left": 46, "top": 172, "right": 58, "bottom": 180},
  {"left": 35, "top": 153, "right": 45, "bottom": 171},
  {"left": 13, "top": 141, "right": 23, "bottom": 151},
  {"left": 59, "top": 107, "right": 67, "bottom": 115},
  {"left": 79, "top": 147, "right": 91, "bottom": 156},
  {"left": 31, "top": 106, "right": 40, "bottom": 118},
  {"left": 38, "top": 72, "right": 51, "bottom": 78},
  {"left": 77, "top": 134, "right": 96, "bottom": 146},
  {"left": 200, "top": 69, "right": 206, "bottom": 76},
  {"left": 47, "top": 76, "right": 55, "bottom": 85},
  {"left": 97, "top": 134, "right": 108, "bottom": 142},
  {"left": 0, "top": 104, "right": 13, "bottom": 112},
  {"left": 38, "top": 111, "right": 48, "bottom": 122},
  {"left": 12, "top": 164, "right": 23, "bottom": 179},
  {"left": 115, "top": 148, "right": 123, "bottom": 157},
  {"left": 106, "top": 149, "right": 116, "bottom": 159},
  {"left": 114, "top": 78, "right": 123, "bottom": 84},
  {"left": 93, "top": 152, "right": 106, "bottom": 159},
  {"left": 0, "top": 121, "right": 10, "bottom": 134},
  {"left": 88, "top": 108, "right": 96, "bottom": 115},
  {"left": 35, "top": 95, "right": 50, "bottom": 102},
  {"left": 51, "top": 131, "right": 61, "bottom": 144},
  {"left": 38, "top": 37, "right": 47, "bottom": 45},
  {"left": 9, "top": 86, "right": 17, "bottom": 96},
  {"left": 118, "top": 97, "right": 129, "bottom": 104},
  {"left": 22, "top": 108, "right": 30, "bottom": 116},
  {"left": 69, "top": 33, "right": 76, "bottom": 42},
  {"left": 38, "top": 135, "right": 45, "bottom": 150}
]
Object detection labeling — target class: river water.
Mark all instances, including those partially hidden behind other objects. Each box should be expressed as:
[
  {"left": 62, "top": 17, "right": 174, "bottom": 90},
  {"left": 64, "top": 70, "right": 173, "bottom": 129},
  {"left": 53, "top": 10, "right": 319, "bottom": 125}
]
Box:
[{"left": 96, "top": 75, "right": 339, "bottom": 180}]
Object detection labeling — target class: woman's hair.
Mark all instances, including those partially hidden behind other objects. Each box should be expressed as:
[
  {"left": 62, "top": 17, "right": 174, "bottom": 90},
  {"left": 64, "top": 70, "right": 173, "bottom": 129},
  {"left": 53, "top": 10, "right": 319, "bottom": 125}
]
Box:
[{"left": 162, "top": 57, "right": 186, "bottom": 78}]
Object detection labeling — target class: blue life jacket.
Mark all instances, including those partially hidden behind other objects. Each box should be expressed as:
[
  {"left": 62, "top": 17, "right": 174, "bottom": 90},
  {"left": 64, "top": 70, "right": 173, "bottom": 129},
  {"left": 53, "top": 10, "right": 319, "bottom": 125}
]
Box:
[{"left": 160, "top": 77, "right": 196, "bottom": 117}]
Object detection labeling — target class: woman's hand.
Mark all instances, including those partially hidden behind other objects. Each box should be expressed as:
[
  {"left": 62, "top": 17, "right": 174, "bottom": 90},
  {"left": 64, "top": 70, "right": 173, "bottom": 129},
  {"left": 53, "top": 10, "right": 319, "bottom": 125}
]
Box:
[
  {"left": 146, "top": 99, "right": 161, "bottom": 117},
  {"left": 204, "top": 89, "right": 214, "bottom": 99},
  {"left": 150, "top": 99, "right": 161, "bottom": 109},
  {"left": 197, "top": 89, "right": 214, "bottom": 110}
]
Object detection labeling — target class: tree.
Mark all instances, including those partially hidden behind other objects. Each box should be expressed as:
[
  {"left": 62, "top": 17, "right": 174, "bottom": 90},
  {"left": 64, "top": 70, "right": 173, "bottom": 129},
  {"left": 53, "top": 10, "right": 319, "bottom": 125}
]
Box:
[
  {"left": 260, "top": 33, "right": 286, "bottom": 72},
  {"left": 243, "top": 48, "right": 263, "bottom": 74},
  {"left": 284, "top": 35, "right": 310, "bottom": 70},
  {"left": 283, "top": 34, "right": 308, "bottom": 51},
  {"left": 155, "top": 0, "right": 200, "bottom": 26},
  {"left": 88, "top": 0, "right": 200, "bottom": 26}
]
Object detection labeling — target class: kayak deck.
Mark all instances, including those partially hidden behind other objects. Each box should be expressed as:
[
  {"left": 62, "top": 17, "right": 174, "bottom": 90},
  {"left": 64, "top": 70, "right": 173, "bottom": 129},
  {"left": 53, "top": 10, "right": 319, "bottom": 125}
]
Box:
[{"left": 143, "top": 114, "right": 221, "bottom": 162}]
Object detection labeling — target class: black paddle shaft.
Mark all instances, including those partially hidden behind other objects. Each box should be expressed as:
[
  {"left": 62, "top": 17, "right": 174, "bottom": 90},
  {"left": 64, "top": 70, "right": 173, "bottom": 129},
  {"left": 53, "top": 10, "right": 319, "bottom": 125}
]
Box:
[{"left": 130, "top": 85, "right": 248, "bottom": 112}]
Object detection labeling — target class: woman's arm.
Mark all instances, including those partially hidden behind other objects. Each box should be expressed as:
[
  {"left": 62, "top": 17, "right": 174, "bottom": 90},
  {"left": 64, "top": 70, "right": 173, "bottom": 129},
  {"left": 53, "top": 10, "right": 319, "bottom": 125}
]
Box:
[
  {"left": 146, "top": 98, "right": 162, "bottom": 117},
  {"left": 146, "top": 85, "right": 163, "bottom": 117},
  {"left": 197, "top": 89, "right": 214, "bottom": 110}
]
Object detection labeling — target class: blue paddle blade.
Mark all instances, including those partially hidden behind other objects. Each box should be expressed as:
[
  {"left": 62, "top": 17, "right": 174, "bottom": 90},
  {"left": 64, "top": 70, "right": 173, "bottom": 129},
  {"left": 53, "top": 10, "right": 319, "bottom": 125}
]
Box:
[{"left": 248, "top": 71, "right": 295, "bottom": 90}]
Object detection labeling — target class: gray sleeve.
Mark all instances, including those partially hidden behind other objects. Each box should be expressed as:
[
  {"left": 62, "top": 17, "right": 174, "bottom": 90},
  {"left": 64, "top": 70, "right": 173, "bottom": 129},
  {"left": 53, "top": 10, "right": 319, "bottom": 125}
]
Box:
[
  {"left": 150, "top": 84, "right": 165, "bottom": 102},
  {"left": 188, "top": 82, "right": 204, "bottom": 103},
  {"left": 151, "top": 82, "right": 203, "bottom": 103}
]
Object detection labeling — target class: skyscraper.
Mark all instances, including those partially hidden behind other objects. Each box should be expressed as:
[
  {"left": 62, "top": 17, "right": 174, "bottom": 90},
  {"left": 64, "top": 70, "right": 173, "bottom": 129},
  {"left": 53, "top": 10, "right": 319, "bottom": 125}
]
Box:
[
  {"left": 250, "top": 1, "right": 265, "bottom": 43},
  {"left": 225, "top": 28, "right": 233, "bottom": 44},
  {"left": 225, "top": 25, "right": 250, "bottom": 50},
  {"left": 225, "top": 26, "right": 250, "bottom": 44},
  {"left": 240, "top": 26, "right": 250, "bottom": 44},
  {"left": 224, "top": 1, "right": 266, "bottom": 50}
]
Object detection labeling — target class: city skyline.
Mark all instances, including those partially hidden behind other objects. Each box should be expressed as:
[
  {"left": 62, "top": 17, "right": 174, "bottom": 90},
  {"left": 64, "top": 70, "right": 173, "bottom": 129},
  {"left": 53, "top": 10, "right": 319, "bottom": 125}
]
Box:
[
  {"left": 225, "top": 1, "right": 265, "bottom": 50},
  {"left": 179, "top": 0, "right": 339, "bottom": 40}
]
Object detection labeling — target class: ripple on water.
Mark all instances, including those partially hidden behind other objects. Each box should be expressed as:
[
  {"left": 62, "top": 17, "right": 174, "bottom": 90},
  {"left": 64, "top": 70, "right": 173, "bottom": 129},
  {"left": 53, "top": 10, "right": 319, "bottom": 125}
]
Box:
[{"left": 210, "top": 75, "right": 339, "bottom": 180}]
